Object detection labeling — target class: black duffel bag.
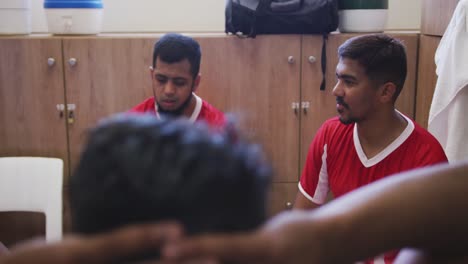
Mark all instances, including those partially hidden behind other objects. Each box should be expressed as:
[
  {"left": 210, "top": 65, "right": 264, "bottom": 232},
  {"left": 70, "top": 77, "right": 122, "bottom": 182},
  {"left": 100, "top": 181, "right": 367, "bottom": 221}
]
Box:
[{"left": 225, "top": 0, "right": 338, "bottom": 37}]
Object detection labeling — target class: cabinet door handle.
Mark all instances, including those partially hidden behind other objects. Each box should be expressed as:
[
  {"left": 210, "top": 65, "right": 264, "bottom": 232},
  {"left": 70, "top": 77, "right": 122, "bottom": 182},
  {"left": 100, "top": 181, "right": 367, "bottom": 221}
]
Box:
[
  {"left": 68, "top": 58, "right": 78, "bottom": 67},
  {"left": 286, "top": 202, "right": 293, "bottom": 209},
  {"left": 302, "top": 101, "right": 310, "bottom": 114},
  {"left": 67, "top": 104, "right": 76, "bottom": 124},
  {"left": 47, "top": 58, "right": 55, "bottom": 67},
  {"left": 291, "top": 102, "right": 300, "bottom": 115},
  {"left": 308, "top": 56, "right": 317, "bottom": 64},
  {"left": 287, "top": 56, "right": 295, "bottom": 64},
  {"left": 56, "top": 104, "right": 64, "bottom": 118}
]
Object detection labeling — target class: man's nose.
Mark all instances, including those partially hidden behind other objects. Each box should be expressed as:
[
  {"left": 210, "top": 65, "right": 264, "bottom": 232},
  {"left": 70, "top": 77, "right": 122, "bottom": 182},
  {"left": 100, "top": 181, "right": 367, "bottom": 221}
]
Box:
[
  {"left": 332, "top": 81, "right": 343, "bottom": 97},
  {"left": 163, "top": 82, "right": 176, "bottom": 95}
]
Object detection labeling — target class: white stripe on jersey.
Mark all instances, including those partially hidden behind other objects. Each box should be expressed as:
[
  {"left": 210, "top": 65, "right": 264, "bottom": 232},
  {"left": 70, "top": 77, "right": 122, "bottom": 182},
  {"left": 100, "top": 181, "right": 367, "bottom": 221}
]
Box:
[{"left": 312, "top": 144, "right": 329, "bottom": 204}]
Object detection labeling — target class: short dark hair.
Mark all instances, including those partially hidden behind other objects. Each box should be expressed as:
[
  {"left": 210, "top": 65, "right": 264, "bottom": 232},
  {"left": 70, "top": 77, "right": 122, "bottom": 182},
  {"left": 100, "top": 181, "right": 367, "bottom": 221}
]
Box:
[
  {"left": 152, "top": 33, "right": 201, "bottom": 79},
  {"left": 338, "top": 34, "right": 407, "bottom": 101},
  {"left": 70, "top": 114, "right": 270, "bottom": 237}
]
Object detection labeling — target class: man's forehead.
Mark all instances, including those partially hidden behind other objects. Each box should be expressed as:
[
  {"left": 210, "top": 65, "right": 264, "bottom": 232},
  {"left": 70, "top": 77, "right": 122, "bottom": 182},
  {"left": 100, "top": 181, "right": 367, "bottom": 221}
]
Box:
[
  {"left": 336, "top": 57, "right": 366, "bottom": 76},
  {"left": 154, "top": 58, "right": 192, "bottom": 78}
]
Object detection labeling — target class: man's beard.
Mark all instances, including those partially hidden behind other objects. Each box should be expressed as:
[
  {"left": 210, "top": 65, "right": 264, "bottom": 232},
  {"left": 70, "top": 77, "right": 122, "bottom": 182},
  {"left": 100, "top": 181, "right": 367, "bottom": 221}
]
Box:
[
  {"left": 157, "top": 92, "right": 193, "bottom": 118},
  {"left": 339, "top": 116, "right": 358, "bottom": 125},
  {"left": 336, "top": 96, "right": 357, "bottom": 125}
]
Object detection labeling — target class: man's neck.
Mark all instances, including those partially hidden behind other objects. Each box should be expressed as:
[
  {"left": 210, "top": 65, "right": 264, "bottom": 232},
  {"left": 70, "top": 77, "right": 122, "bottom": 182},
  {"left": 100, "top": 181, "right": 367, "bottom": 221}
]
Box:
[
  {"left": 182, "top": 94, "right": 197, "bottom": 118},
  {"left": 356, "top": 109, "right": 408, "bottom": 159}
]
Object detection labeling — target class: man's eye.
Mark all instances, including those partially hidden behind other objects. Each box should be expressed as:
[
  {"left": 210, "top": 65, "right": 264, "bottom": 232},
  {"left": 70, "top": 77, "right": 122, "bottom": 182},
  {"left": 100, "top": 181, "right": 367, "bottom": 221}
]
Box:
[
  {"left": 173, "top": 81, "right": 186, "bottom": 86},
  {"left": 156, "top": 77, "right": 167, "bottom": 83}
]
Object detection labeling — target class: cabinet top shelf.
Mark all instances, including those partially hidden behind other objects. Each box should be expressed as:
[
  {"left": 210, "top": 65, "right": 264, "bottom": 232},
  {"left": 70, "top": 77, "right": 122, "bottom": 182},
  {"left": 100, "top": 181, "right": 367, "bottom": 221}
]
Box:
[{"left": 0, "top": 31, "right": 420, "bottom": 40}]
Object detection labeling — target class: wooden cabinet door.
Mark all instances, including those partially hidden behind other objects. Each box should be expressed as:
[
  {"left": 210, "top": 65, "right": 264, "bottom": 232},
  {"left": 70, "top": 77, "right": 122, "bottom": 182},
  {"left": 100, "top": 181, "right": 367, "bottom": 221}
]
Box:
[
  {"left": 63, "top": 38, "right": 154, "bottom": 181},
  {"left": 421, "top": 0, "right": 459, "bottom": 36},
  {"left": 393, "top": 33, "right": 419, "bottom": 119},
  {"left": 416, "top": 35, "right": 441, "bottom": 129},
  {"left": 195, "top": 35, "right": 302, "bottom": 183},
  {"left": 268, "top": 183, "right": 298, "bottom": 216},
  {"left": 0, "top": 38, "right": 68, "bottom": 245},
  {"left": 0, "top": 38, "right": 68, "bottom": 165},
  {"left": 300, "top": 35, "right": 337, "bottom": 175}
]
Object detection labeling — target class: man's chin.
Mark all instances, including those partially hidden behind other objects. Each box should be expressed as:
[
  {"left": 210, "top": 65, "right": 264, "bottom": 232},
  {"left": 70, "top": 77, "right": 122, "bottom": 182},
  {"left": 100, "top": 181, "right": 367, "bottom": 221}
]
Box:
[
  {"left": 338, "top": 116, "right": 355, "bottom": 125},
  {"left": 159, "top": 110, "right": 181, "bottom": 118},
  {"left": 158, "top": 106, "right": 183, "bottom": 117}
]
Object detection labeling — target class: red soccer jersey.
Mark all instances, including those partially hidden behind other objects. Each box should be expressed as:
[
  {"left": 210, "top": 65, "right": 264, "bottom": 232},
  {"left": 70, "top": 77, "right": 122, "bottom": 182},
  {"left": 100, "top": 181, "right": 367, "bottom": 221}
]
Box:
[
  {"left": 299, "top": 115, "right": 448, "bottom": 264},
  {"left": 130, "top": 94, "right": 225, "bottom": 128}
]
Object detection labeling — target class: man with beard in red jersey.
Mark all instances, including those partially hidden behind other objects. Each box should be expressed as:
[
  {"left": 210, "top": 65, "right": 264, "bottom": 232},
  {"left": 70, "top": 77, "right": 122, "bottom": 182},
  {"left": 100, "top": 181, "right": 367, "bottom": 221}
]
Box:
[
  {"left": 293, "top": 34, "right": 448, "bottom": 263},
  {"left": 130, "top": 33, "right": 225, "bottom": 128}
]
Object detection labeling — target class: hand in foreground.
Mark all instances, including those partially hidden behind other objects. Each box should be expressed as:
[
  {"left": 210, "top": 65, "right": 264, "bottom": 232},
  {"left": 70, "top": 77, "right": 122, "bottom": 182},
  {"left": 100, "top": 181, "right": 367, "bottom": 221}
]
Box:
[
  {"left": 0, "top": 222, "right": 183, "bottom": 264},
  {"left": 161, "top": 211, "right": 327, "bottom": 264}
]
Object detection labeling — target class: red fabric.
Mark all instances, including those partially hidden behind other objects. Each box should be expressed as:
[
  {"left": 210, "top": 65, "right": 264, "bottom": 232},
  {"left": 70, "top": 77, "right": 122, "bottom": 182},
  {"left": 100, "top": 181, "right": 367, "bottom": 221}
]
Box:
[
  {"left": 299, "top": 116, "right": 448, "bottom": 264},
  {"left": 130, "top": 97, "right": 225, "bottom": 128}
]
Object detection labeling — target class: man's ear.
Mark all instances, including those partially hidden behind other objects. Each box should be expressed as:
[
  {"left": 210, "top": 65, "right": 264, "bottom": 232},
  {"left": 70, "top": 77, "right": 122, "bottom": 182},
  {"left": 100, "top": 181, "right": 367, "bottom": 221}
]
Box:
[
  {"left": 149, "top": 66, "right": 154, "bottom": 79},
  {"left": 192, "top": 74, "right": 201, "bottom": 92},
  {"left": 379, "top": 82, "right": 397, "bottom": 103}
]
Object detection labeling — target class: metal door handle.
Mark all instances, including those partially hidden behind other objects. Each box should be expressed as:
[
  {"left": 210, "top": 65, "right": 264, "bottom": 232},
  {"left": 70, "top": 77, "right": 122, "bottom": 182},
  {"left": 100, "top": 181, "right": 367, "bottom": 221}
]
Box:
[{"left": 68, "top": 58, "right": 77, "bottom": 67}]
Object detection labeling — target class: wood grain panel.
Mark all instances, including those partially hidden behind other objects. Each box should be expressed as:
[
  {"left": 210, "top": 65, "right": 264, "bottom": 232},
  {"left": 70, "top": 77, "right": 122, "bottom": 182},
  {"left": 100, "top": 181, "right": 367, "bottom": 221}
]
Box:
[
  {"left": 300, "top": 35, "right": 336, "bottom": 176},
  {"left": 0, "top": 38, "right": 68, "bottom": 165},
  {"left": 394, "top": 34, "right": 419, "bottom": 119},
  {"left": 0, "top": 212, "right": 45, "bottom": 247},
  {"left": 268, "top": 183, "right": 298, "bottom": 216},
  {"left": 63, "top": 38, "right": 154, "bottom": 179},
  {"left": 415, "top": 35, "right": 441, "bottom": 128},
  {"left": 0, "top": 38, "right": 68, "bottom": 244},
  {"left": 62, "top": 186, "right": 72, "bottom": 234},
  {"left": 421, "top": 0, "right": 459, "bottom": 36},
  {"left": 196, "top": 35, "right": 302, "bottom": 183}
]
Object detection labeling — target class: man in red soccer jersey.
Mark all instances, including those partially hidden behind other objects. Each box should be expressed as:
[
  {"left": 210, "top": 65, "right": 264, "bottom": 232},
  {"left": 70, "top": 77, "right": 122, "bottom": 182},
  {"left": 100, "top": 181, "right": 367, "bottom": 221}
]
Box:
[
  {"left": 130, "top": 33, "right": 225, "bottom": 128},
  {"left": 294, "top": 34, "right": 448, "bottom": 263}
]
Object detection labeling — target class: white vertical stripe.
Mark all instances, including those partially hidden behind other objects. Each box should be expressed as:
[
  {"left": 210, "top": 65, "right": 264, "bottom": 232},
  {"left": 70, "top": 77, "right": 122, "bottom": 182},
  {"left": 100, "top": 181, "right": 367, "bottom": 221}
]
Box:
[
  {"left": 374, "top": 255, "right": 385, "bottom": 264},
  {"left": 189, "top": 93, "right": 202, "bottom": 123},
  {"left": 312, "top": 144, "right": 329, "bottom": 204}
]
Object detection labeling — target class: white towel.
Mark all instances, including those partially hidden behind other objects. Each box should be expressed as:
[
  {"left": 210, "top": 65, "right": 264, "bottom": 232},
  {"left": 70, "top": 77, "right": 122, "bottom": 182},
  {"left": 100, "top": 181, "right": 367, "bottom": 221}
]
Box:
[{"left": 428, "top": 0, "right": 468, "bottom": 162}]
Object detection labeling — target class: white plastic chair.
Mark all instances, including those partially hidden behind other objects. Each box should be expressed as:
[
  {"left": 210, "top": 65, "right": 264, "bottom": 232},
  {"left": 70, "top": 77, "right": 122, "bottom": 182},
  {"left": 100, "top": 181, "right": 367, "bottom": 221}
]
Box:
[{"left": 0, "top": 157, "right": 63, "bottom": 242}]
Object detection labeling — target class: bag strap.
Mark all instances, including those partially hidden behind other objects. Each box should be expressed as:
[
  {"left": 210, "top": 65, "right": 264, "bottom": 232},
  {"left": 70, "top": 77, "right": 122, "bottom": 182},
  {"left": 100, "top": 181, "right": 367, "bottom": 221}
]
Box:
[
  {"left": 320, "top": 34, "right": 328, "bottom": 91},
  {"left": 244, "top": 0, "right": 271, "bottom": 38}
]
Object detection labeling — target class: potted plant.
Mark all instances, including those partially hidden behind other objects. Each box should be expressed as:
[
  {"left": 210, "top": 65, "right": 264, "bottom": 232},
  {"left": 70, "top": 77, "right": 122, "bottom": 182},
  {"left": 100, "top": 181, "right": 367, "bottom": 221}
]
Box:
[{"left": 338, "top": 0, "right": 389, "bottom": 33}]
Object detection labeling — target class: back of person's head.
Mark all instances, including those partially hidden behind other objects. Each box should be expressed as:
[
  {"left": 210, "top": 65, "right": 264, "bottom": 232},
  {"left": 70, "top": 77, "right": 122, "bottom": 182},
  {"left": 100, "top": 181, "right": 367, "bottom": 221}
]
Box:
[
  {"left": 152, "top": 33, "right": 201, "bottom": 79},
  {"left": 70, "top": 114, "right": 271, "bottom": 237},
  {"left": 338, "top": 33, "right": 407, "bottom": 101}
]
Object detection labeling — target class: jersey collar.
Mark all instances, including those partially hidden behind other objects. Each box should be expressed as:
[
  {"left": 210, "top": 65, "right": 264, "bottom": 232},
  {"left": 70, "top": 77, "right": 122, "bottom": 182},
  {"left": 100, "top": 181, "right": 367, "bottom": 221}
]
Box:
[
  {"left": 354, "top": 110, "right": 415, "bottom": 168},
  {"left": 153, "top": 93, "right": 202, "bottom": 123}
]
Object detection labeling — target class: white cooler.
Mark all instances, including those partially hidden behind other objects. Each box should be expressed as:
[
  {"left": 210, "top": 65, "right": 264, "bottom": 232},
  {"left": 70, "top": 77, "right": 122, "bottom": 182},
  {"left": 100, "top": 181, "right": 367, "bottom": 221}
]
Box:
[
  {"left": 0, "top": 0, "right": 31, "bottom": 35},
  {"left": 44, "top": 0, "right": 103, "bottom": 35}
]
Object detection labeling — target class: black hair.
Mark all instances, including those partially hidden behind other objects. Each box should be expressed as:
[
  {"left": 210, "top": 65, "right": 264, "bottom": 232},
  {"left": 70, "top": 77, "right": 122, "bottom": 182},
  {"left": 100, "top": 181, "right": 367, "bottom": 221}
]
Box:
[
  {"left": 70, "top": 114, "right": 270, "bottom": 237},
  {"left": 152, "top": 33, "right": 201, "bottom": 79},
  {"left": 338, "top": 33, "right": 407, "bottom": 101}
]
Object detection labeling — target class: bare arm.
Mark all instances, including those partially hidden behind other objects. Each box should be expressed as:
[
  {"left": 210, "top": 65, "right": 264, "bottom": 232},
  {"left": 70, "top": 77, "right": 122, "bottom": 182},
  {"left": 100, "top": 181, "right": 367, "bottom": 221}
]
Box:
[
  {"left": 0, "top": 222, "right": 182, "bottom": 264},
  {"left": 0, "top": 242, "right": 8, "bottom": 256},
  {"left": 293, "top": 191, "right": 320, "bottom": 210},
  {"left": 162, "top": 160, "right": 468, "bottom": 264}
]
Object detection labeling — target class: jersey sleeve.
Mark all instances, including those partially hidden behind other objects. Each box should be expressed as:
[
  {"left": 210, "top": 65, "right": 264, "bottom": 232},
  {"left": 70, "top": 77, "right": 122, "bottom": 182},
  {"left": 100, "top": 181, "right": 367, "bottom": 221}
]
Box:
[
  {"left": 410, "top": 123, "right": 448, "bottom": 166},
  {"left": 199, "top": 101, "right": 226, "bottom": 129},
  {"left": 415, "top": 138, "right": 448, "bottom": 166},
  {"left": 129, "top": 97, "right": 155, "bottom": 113},
  {"left": 299, "top": 122, "right": 330, "bottom": 205}
]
